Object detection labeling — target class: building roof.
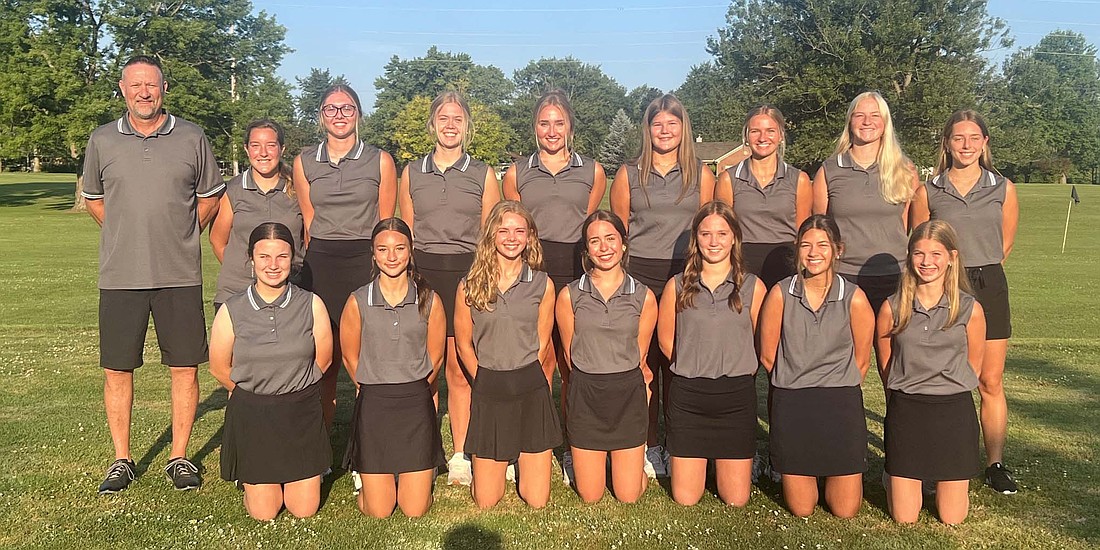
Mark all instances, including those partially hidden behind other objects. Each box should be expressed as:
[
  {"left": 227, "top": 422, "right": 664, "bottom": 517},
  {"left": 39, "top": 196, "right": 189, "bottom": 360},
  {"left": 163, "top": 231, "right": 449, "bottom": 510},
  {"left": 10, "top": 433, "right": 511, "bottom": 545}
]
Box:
[{"left": 695, "top": 142, "right": 747, "bottom": 163}]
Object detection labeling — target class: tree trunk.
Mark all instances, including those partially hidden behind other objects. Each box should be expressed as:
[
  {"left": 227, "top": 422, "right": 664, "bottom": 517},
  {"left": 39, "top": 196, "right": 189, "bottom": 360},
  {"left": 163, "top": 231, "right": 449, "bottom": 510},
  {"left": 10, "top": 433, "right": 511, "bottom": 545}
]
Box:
[
  {"left": 71, "top": 173, "right": 87, "bottom": 212},
  {"left": 32, "top": 155, "right": 42, "bottom": 172}
]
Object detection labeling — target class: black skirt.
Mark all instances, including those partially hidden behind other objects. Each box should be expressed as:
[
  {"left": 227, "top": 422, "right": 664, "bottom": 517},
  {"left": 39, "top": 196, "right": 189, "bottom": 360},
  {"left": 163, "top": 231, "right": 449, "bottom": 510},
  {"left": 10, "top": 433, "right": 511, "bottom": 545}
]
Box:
[
  {"left": 769, "top": 386, "right": 868, "bottom": 477},
  {"left": 885, "top": 390, "right": 981, "bottom": 481},
  {"left": 666, "top": 374, "right": 757, "bottom": 460},
  {"left": 741, "top": 242, "right": 796, "bottom": 289},
  {"left": 464, "top": 361, "right": 563, "bottom": 461},
  {"left": 566, "top": 368, "right": 648, "bottom": 451},
  {"left": 627, "top": 256, "right": 685, "bottom": 299},
  {"left": 542, "top": 240, "right": 584, "bottom": 289},
  {"left": 302, "top": 238, "right": 373, "bottom": 325},
  {"left": 343, "top": 379, "right": 446, "bottom": 475},
  {"left": 220, "top": 383, "right": 331, "bottom": 485},
  {"left": 414, "top": 250, "right": 474, "bottom": 337}
]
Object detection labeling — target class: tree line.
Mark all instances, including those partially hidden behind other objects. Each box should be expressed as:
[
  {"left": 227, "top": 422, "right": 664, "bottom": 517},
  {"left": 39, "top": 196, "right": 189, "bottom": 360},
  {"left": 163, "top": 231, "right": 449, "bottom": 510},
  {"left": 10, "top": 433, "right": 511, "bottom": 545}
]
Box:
[{"left": 2, "top": 0, "right": 1098, "bottom": 186}]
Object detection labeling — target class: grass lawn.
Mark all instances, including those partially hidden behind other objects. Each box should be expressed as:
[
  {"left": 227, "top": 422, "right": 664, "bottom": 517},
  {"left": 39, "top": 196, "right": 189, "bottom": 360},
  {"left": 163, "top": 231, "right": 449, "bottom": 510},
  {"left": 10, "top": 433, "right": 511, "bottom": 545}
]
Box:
[{"left": 0, "top": 173, "right": 1096, "bottom": 549}]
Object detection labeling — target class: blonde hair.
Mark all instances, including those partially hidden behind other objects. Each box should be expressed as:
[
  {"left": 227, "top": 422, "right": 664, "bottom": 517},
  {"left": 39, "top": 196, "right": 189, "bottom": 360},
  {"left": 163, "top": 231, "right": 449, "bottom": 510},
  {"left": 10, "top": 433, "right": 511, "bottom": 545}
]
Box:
[
  {"left": 833, "top": 91, "right": 913, "bottom": 205},
  {"left": 532, "top": 89, "right": 576, "bottom": 153},
  {"left": 742, "top": 104, "right": 787, "bottom": 163},
  {"left": 464, "top": 201, "right": 544, "bottom": 312},
  {"left": 635, "top": 94, "right": 699, "bottom": 206},
  {"left": 891, "top": 220, "right": 971, "bottom": 334},
  {"left": 428, "top": 91, "right": 474, "bottom": 150},
  {"left": 935, "top": 109, "right": 1000, "bottom": 176}
]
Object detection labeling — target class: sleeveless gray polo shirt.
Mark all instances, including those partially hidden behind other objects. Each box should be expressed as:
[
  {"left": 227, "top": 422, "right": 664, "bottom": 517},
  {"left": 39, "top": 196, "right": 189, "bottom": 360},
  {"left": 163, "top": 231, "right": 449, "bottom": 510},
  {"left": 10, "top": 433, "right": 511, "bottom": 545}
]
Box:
[
  {"left": 353, "top": 279, "right": 433, "bottom": 385},
  {"left": 225, "top": 284, "right": 321, "bottom": 395},
  {"left": 515, "top": 152, "right": 595, "bottom": 243},
  {"left": 886, "top": 292, "right": 979, "bottom": 395},
  {"left": 728, "top": 159, "right": 803, "bottom": 244},
  {"left": 926, "top": 169, "right": 1008, "bottom": 267},
  {"left": 822, "top": 153, "right": 907, "bottom": 277},
  {"left": 624, "top": 162, "right": 702, "bottom": 260},
  {"left": 469, "top": 265, "right": 549, "bottom": 372},
  {"left": 299, "top": 140, "right": 382, "bottom": 240},
  {"left": 409, "top": 153, "right": 489, "bottom": 254},
  {"left": 214, "top": 172, "right": 304, "bottom": 304},
  {"left": 771, "top": 275, "right": 861, "bottom": 389},
  {"left": 670, "top": 272, "right": 760, "bottom": 379},
  {"left": 567, "top": 273, "right": 648, "bottom": 374}
]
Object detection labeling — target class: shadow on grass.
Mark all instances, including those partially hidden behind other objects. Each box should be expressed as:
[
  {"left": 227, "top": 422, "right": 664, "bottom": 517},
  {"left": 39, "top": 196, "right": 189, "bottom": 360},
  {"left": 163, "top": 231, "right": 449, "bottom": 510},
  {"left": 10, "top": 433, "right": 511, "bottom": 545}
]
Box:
[
  {"left": 0, "top": 182, "right": 75, "bottom": 210},
  {"left": 442, "top": 523, "right": 503, "bottom": 550},
  {"left": 134, "top": 385, "right": 227, "bottom": 477}
]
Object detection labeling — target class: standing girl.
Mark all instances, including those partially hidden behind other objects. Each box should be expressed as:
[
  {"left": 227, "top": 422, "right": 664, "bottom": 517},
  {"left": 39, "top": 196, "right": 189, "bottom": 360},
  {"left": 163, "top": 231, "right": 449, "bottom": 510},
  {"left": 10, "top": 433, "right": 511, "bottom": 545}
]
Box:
[
  {"left": 211, "top": 120, "right": 304, "bottom": 310},
  {"left": 610, "top": 94, "right": 715, "bottom": 476},
  {"left": 655, "top": 201, "right": 766, "bottom": 507},
  {"left": 909, "top": 110, "right": 1020, "bottom": 494},
  {"left": 716, "top": 105, "right": 812, "bottom": 288},
  {"left": 340, "top": 218, "right": 447, "bottom": 518},
  {"left": 398, "top": 91, "right": 502, "bottom": 485},
  {"left": 293, "top": 84, "right": 398, "bottom": 427},
  {"left": 454, "top": 201, "right": 560, "bottom": 509},
  {"left": 757, "top": 215, "right": 875, "bottom": 518},
  {"left": 209, "top": 222, "right": 333, "bottom": 521},
  {"left": 812, "top": 91, "right": 919, "bottom": 313},
  {"left": 556, "top": 210, "right": 658, "bottom": 504},
  {"left": 876, "top": 220, "right": 986, "bottom": 525}
]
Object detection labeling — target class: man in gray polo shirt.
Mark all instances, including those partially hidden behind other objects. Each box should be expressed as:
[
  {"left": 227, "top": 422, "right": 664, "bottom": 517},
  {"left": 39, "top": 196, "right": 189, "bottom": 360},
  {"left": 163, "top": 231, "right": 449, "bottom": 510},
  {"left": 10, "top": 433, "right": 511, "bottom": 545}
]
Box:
[{"left": 82, "top": 55, "right": 225, "bottom": 494}]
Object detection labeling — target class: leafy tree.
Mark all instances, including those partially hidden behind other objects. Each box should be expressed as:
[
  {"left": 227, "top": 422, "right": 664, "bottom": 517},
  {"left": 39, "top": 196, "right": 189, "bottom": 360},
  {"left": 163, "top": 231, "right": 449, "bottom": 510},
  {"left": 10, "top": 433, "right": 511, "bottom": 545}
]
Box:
[
  {"left": 626, "top": 85, "right": 663, "bottom": 121},
  {"left": 390, "top": 95, "right": 514, "bottom": 167},
  {"left": 599, "top": 108, "right": 634, "bottom": 172},
  {"left": 294, "top": 67, "right": 348, "bottom": 126},
  {"left": 988, "top": 31, "right": 1100, "bottom": 182},
  {"left": 699, "top": 0, "right": 1009, "bottom": 168},
  {"left": 366, "top": 47, "right": 513, "bottom": 155},
  {"left": 509, "top": 57, "right": 629, "bottom": 157},
  {"left": 676, "top": 61, "right": 746, "bottom": 144}
]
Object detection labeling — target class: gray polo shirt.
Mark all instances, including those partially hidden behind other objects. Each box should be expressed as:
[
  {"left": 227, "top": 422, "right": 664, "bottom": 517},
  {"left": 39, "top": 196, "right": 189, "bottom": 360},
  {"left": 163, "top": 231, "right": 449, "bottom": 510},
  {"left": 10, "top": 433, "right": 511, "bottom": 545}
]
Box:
[
  {"left": 469, "top": 265, "right": 549, "bottom": 372},
  {"left": 624, "top": 162, "right": 702, "bottom": 260},
  {"left": 771, "top": 275, "right": 861, "bottom": 389},
  {"left": 515, "top": 152, "right": 595, "bottom": 243},
  {"left": 821, "top": 153, "right": 906, "bottom": 277},
  {"left": 567, "top": 273, "right": 648, "bottom": 375},
  {"left": 225, "top": 284, "right": 321, "bottom": 395},
  {"left": 299, "top": 140, "right": 382, "bottom": 240},
  {"left": 352, "top": 279, "right": 433, "bottom": 385},
  {"left": 214, "top": 172, "right": 304, "bottom": 304},
  {"left": 728, "top": 159, "right": 803, "bottom": 244},
  {"left": 670, "top": 272, "right": 760, "bottom": 379},
  {"left": 926, "top": 170, "right": 1008, "bottom": 267},
  {"left": 409, "top": 153, "right": 489, "bottom": 254},
  {"left": 886, "top": 292, "right": 979, "bottom": 395},
  {"left": 82, "top": 113, "right": 225, "bottom": 289}
]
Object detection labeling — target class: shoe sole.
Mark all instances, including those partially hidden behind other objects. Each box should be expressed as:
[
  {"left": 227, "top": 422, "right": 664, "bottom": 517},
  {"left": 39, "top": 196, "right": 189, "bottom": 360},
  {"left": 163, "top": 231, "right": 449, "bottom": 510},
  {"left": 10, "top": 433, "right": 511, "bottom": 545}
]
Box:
[{"left": 97, "top": 487, "right": 127, "bottom": 495}]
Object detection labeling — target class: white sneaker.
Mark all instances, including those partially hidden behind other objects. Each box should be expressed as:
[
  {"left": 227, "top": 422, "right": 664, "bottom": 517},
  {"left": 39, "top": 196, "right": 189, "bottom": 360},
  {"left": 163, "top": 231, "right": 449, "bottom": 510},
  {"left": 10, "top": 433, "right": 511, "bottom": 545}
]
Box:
[
  {"left": 447, "top": 453, "right": 472, "bottom": 486},
  {"left": 644, "top": 445, "right": 667, "bottom": 478},
  {"left": 351, "top": 470, "right": 362, "bottom": 495},
  {"left": 561, "top": 450, "right": 575, "bottom": 485},
  {"left": 506, "top": 462, "right": 516, "bottom": 482}
]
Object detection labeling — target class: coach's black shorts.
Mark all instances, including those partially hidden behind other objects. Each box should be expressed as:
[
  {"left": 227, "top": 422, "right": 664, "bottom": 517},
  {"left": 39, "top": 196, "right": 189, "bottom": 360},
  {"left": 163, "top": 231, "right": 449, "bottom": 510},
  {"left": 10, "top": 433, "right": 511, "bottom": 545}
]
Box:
[{"left": 99, "top": 286, "right": 207, "bottom": 371}]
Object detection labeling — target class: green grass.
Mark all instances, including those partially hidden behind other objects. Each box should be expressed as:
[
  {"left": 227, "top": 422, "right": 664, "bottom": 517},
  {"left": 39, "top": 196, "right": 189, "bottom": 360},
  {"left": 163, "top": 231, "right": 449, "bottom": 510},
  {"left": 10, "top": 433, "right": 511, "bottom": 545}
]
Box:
[{"left": 0, "top": 173, "right": 1097, "bottom": 549}]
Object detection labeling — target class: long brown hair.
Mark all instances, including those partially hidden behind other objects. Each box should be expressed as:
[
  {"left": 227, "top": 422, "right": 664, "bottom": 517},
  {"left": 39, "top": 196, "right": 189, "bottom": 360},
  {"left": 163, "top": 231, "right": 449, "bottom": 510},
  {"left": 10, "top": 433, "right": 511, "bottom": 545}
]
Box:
[
  {"left": 532, "top": 89, "right": 576, "bottom": 153},
  {"left": 794, "top": 214, "right": 844, "bottom": 298},
  {"left": 935, "top": 109, "right": 1000, "bottom": 176},
  {"left": 370, "top": 218, "right": 433, "bottom": 319},
  {"left": 243, "top": 119, "right": 294, "bottom": 198},
  {"left": 892, "top": 220, "right": 971, "bottom": 334},
  {"left": 677, "top": 201, "right": 745, "bottom": 313},
  {"left": 464, "top": 201, "right": 544, "bottom": 312},
  {"left": 580, "top": 210, "right": 629, "bottom": 273},
  {"left": 428, "top": 91, "right": 474, "bottom": 150},
  {"left": 635, "top": 94, "right": 699, "bottom": 207}
]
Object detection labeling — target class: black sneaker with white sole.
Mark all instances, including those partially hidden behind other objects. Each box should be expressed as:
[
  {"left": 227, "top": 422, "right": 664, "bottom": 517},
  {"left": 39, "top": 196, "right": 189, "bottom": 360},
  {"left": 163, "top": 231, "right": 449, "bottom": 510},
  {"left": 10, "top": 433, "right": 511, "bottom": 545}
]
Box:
[
  {"left": 98, "top": 459, "right": 136, "bottom": 494},
  {"left": 165, "top": 457, "right": 201, "bottom": 491},
  {"left": 985, "top": 462, "right": 1018, "bottom": 494}
]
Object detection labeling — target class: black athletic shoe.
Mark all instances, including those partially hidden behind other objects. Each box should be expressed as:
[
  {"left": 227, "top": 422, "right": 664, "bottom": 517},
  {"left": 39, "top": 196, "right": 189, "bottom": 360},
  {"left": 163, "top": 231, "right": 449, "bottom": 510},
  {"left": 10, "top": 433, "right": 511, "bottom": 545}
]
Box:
[
  {"left": 98, "top": 459, "right": 136, "bottom": 494},
  {"left": 165, "top": 457, "right": 201, "bottom": 491},
  {"left": 985, "top": 462, "right": 1018, "bottom": 494}
]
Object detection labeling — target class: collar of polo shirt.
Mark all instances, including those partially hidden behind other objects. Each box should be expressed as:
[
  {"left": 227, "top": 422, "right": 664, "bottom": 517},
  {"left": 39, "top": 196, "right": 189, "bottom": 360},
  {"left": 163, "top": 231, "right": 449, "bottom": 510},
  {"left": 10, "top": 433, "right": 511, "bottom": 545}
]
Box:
[{"left": 246, "top": 284, "right": 293, "bottom": 310}]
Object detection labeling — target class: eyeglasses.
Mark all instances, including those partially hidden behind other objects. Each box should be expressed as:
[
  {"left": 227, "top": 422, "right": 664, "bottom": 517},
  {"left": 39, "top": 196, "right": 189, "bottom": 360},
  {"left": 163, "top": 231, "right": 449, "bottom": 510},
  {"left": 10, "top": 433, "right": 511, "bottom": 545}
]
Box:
[{"left": 321, "top": 104, "right": 357, "bottom": 118}]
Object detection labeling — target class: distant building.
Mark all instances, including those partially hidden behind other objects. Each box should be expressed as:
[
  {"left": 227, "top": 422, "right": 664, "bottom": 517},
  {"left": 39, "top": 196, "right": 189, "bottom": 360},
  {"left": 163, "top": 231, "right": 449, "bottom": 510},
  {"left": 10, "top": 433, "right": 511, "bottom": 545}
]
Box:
[{"left": 694, "top": 138, "right": 750, "bottom": 173}]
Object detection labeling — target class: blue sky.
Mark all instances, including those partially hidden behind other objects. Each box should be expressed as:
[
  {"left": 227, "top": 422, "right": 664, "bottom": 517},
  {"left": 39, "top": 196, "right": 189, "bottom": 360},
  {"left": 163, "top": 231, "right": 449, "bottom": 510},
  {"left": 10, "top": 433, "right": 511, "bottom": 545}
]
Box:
[{"left": 252, "top": 0, "right": 1100, "bottom": 111}]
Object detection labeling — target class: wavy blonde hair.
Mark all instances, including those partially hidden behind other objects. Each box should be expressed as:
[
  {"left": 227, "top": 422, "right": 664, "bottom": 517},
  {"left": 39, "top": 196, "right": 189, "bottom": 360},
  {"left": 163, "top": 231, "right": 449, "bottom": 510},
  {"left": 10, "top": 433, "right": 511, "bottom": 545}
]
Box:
[
  {"left": 935, "top": 109, "right": 1000, "bottom": 176},
  {"left": 635, "top": 94, "right": 699, "bottom": 207},
  {"left": 833, "top": 91, "right": 913, "bottom": 205},
  {"left": 891, "top": 220, "right": 971, "bottom": 334},
  {"left": 464, "top": 201, "right": 544, "bottom": 312}
]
